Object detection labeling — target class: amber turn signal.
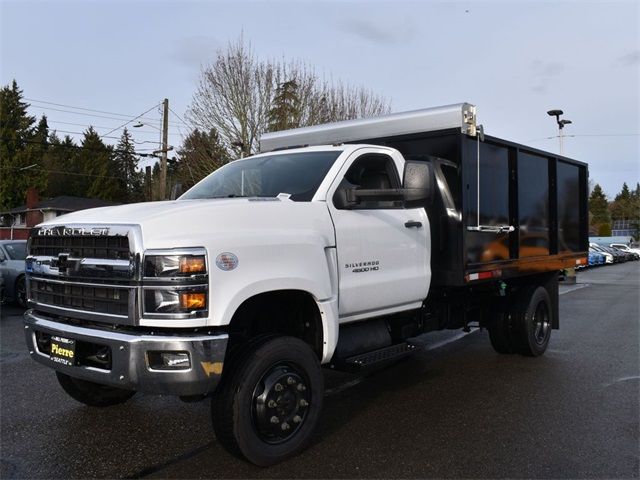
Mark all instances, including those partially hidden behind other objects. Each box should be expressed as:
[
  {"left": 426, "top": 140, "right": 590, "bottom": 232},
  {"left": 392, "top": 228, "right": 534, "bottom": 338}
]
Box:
[
  {"left": 179, "top": 256, "right": 206, "bottom": 274},
  {"left": 180, "top": 292, "right": 207, "bottom": 309}
]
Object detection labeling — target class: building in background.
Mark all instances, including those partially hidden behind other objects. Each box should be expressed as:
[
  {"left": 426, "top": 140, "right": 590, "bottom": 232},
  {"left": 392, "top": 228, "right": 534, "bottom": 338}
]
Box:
[{"left": 0, "top": 188, "right": 118, "bottom": 240}]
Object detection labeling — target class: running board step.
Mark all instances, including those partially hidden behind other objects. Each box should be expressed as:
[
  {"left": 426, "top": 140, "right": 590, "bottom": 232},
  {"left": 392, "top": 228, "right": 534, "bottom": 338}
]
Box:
[{"left": 345, "top": 342, "right": 417, "bottom": 369}]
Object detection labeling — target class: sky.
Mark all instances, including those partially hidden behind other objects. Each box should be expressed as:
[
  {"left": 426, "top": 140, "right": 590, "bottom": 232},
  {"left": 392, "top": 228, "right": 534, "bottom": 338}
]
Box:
[{"left": 1, "top": 0, "right": 638, "bottom": 198}]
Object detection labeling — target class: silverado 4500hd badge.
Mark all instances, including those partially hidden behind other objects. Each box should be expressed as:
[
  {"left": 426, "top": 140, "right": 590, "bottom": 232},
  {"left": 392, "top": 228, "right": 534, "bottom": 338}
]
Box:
[{"left": 345, "top": 260, "right": 380, "bottom": 273}]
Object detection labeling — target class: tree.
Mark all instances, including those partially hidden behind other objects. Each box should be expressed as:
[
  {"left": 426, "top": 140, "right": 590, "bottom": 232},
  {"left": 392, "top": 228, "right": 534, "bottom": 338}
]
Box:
[
  {"left": 267, "top": 80, "right": 302, "bottom": 132},
  {"left": 0, "top": 80, "right": 47, "bottom": 209},
  {"left": 43, "top": 133, "right": 78, "bottom": 197},
  {"left": 113, "top": 128, "right": 143, "bottom": 202},
  {"left": 75, "top": 127, "right": 120, "bottom": 201},
  {"left": 589, "top": 184, "right": 610, "bottom": 225},
  {"left": 186, "top": 36, "right": 390, "bottom": 157},
  {"left": 610, "top": 182, "right": 633, "bottom": 221},
  {"left": 175, "top": 128, "right": 229, "bottom": 191},
  {"left": 597, "top": 223, "right": 612, "bottom": 236}
]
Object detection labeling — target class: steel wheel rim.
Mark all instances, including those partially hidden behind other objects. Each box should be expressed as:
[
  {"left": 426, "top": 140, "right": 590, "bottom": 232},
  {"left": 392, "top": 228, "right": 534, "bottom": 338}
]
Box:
[
  {"left": 532, "top": 302, "right": 550, "bottom": 345},
  {"left": 251, "top": 362, "right": 311, "bottom": 444}
]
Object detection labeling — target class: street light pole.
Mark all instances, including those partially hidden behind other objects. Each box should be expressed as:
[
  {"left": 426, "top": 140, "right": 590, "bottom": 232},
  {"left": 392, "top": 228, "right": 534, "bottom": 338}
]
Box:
[
  {"left": 160, "top": 98, "right": 169, "bottom": 200},
  {"left": 546, "top": 109, "right": 572, "bottom": 156}
]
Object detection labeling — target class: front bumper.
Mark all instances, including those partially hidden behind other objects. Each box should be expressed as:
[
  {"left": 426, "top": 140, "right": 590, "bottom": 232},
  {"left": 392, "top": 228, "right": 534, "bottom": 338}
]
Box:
[{"left": 24, "top": 310, "right": 228, "bottom": 396}]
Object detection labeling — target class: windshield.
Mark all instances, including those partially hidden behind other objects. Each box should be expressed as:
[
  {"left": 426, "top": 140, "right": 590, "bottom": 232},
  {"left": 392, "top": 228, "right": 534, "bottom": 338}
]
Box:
[
  {"left": 4, "top": 242, "right": 26, "bottom": 260},
  {"left": 180, "top": 150, "right": 342, "bottom": 201}
]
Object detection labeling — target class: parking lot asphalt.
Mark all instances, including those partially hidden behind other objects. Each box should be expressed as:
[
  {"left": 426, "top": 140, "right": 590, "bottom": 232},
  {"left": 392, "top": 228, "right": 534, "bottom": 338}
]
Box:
[{"left": 1, "top": 262, "right": 638, "bottom": 479}]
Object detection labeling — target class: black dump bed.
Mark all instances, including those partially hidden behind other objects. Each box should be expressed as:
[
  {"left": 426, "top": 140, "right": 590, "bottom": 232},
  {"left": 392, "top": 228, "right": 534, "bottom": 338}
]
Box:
[{"left": 351, "top": 129, "right": 589, "bottom": 287}]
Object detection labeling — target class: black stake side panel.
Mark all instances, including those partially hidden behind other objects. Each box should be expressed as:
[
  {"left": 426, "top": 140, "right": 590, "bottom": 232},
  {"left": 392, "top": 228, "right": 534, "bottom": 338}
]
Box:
[{"left": 347, "top": 130, "right": 588, "bottom": 287}]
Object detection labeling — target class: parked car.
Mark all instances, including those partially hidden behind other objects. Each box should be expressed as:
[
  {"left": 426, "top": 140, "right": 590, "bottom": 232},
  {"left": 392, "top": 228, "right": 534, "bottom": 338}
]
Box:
[
  {"left": 587, "top": 250, "right": 605, "bottom": 267},
  {"left": 0, "top": 240, "right": 27, "bottom": 307},
  {"left": 599, "top": 245, "right": 628, "bottom": 263},
  {"left": 610, "top": 243, "right": 640, "bottom": 260},
  {"left": 590, "top": 244, "right": 613, "bottom": 264}
]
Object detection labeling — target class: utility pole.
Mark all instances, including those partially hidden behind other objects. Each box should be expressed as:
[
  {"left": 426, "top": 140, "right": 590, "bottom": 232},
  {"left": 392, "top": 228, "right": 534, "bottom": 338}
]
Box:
[{"left": 160, "top": 98, "right": 169, "bottom": 200}]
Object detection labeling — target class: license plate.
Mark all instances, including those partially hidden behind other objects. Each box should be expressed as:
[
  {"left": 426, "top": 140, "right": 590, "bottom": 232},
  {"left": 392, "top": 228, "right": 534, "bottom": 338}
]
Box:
[{"left": 50, "top": 336, "right": 76, "bottom": 366}]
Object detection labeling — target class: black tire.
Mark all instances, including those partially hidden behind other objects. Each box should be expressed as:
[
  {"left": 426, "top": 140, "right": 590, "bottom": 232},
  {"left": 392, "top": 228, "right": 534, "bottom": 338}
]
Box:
[
  {"left": 487, "top": 311, "right": 516, "bottom": 354},
  {"left": 15, "top": 275, "right": 26, "bottom": 308},
  {"left": 56, "top": 372, "right": 136, "bottom": 407},
  {"left": 512, "top": 286, "right": 552, "bottom": 357},
  {"left": 211, "top": 336, "right": 323, "bottom": 466}
]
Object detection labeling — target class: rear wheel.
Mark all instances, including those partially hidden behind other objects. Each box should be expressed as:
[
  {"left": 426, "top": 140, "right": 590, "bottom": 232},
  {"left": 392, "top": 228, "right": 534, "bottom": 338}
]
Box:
[
  {"left": 211, "top": 336, "right": 323, "bottom": 466},
  {"left": 56, "top": 372, "right": 136, "bottom": 407},
  {"left": 512, "top": 286, "right": 552, "bottom": 356},
  {"left": 487, "top": 311, "right": 516, "bottom": 354}
]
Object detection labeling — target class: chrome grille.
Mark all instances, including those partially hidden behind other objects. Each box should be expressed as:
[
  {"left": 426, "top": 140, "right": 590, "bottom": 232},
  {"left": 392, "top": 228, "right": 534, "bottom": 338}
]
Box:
[
  {"left": 27, "top": 225, "right": 141, "bottom": 325},
  {"left": 30, "top": 279, "right": 130, "bottom": 317},
  {"left": 30, "top": 235, "right": 130, "bottom": 260}
]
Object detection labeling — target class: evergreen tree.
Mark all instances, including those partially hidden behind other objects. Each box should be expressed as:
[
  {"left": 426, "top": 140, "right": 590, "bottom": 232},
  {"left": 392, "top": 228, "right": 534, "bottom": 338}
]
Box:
[
  {"left": 589, "top": 184, "right": 610, "bottom": 225},
  {"left": 113, "top": 128, "right": 143, "bottom": 202},
  {"left": 267, "top": 80, "right": 302, "bottom": 132},
  {"left": 0, "top": 80, "right": 47, "bottom": 208},
  {"left": 610, "top": 182, "right": 633, "bottom": 220},
  {"left": 77, "top": 127, "right": 119, "bottom": 201},
  {"left": 45, "top": 134, "right": 83, "bottom": 197},
  {"left": 175, "top": 128, "right": 229, "bottom": 190}
]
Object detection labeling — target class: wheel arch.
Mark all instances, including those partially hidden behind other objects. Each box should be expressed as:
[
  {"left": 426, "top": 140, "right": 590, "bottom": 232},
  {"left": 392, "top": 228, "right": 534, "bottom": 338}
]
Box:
[{"left": 227, "top": 289, "right": 327, "bottom": 361}]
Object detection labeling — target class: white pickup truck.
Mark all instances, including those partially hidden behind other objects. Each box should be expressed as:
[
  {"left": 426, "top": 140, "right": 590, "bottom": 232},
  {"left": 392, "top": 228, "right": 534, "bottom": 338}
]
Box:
[{"left": 24, "top": 103, "right": 588, "bottom": 465}]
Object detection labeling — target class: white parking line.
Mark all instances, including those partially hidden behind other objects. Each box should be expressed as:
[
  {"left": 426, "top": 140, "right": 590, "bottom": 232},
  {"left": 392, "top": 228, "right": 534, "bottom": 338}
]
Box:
[{"left": 559, "top": 284, "right": 589, "bottom": 295}]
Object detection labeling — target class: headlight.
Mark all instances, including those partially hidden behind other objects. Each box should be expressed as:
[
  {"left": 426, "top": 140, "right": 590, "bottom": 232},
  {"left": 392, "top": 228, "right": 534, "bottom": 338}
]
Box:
[
  {"left": 142, "top": 248, "right": 209, "bottom": 317},
  {"left": 144, "top": 253, "right": 207, "bottom": 277},
  {"left": 144, "top": 289, "right": 208, "bottom": 313}
]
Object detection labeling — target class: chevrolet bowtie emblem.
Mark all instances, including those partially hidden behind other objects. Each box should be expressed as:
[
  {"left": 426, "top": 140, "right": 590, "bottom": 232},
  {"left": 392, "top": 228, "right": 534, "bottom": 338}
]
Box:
[{"left": 58, "top": 253, "right": 70, "bottom": 272}]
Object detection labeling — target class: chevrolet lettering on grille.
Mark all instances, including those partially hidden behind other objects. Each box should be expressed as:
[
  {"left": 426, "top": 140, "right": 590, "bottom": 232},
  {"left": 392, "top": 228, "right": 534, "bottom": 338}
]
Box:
[{"left": 36, "top": 226, "right": 110, "bottom": 236}]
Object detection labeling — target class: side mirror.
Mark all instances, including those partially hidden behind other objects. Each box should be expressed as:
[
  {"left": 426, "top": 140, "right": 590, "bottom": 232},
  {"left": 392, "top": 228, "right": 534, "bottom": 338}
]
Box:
[
  {"left": 403, "top": 161, "right": 434, "bottom": 208},
  {"left": 334, "top": 187, "right": 405, "bottom": 209}
]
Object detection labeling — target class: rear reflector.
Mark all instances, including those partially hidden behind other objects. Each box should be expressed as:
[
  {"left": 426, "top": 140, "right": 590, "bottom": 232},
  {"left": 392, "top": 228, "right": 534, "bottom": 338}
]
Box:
[{"left": 465, "top": 269, "right": 502, "bottom": 282}]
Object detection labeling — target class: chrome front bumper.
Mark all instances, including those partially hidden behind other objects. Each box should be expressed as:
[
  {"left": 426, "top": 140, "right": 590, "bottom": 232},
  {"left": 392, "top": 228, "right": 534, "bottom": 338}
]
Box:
[{"left": 24, "top": 310, "right": 228, "bottom": 396}]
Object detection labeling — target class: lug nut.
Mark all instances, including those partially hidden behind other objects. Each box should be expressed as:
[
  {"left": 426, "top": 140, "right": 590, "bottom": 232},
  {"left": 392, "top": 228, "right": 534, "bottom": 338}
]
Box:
[
  {"left": 281, "top": 422, "right": 290, "bottom": 431},
  {"left": 274, "top": 383, "right": 283, "bottom": 392},
  {"left": 299, "top": 399, "right": 308, "bottom": 407},
  {"left": 297, "top": 383, "right": 306, "bottom": 392},
  {"left": 293, "top": 415, "right": 302, "bottom": 424},
  {"left": 268, "top": 399, "right": 277, "bottom": 408},
  {"left": 270, "top": 416, "right": 279, "bottom": 424},
  {"left": 287, "top": 376, "right": 296, "bottom": 385}
]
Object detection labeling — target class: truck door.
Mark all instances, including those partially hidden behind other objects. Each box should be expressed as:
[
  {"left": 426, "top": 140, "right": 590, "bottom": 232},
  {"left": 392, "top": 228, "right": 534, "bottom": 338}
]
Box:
[{"left": 327, "top": 148, "right": 431, "bottom": 320}]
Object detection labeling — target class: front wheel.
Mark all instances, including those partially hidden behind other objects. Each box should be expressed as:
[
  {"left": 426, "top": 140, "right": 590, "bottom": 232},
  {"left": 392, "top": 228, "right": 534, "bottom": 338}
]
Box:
[
  {"left": 56, "top": 372, "right": 136, "bottom": 407},
  {"left": 211, "top": 336, "right": 323, "bottom": 466}
]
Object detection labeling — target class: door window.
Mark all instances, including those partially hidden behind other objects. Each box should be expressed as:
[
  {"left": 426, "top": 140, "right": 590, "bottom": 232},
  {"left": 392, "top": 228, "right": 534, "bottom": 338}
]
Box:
[{"left": 333, "top": 153, "right": 401, "bottom": 209}]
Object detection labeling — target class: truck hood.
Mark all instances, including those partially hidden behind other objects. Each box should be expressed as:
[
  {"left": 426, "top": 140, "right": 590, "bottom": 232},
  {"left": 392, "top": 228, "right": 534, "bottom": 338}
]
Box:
[{"left": 37, "top": 198, "right": 336, "bottom": 249}]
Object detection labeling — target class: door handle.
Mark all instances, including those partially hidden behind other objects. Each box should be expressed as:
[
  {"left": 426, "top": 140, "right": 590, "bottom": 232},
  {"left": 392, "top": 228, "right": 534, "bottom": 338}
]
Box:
[{"left": 404, "top": 221, "right": 422, "bottom": 228}]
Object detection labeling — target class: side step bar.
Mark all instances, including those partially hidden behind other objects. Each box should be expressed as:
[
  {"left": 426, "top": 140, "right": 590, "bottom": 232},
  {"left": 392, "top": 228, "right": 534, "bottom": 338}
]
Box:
[{"left": 345, "top": 342, "right": 417, "bottom": 369}]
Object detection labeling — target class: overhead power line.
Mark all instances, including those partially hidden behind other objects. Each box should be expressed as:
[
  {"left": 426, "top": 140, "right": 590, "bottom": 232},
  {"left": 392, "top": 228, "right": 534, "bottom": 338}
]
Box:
[
  {"left": 26, "top": 97, "right": 188, "bottom": 126},
  {"left": 46, "top": 119, "right": 176, "bottom": 136},
  {"left": 100, "top": 103, "right": 162, "bottom": 139},
  {"left": 169, "top": 106, "right": 188, "bottom": 125},
  {"left": 27, "top": 101, "right": 186, "bottom": 127},
  {"left": 0, "top": 136, "right": 160, "bottom": 157},
  {"left": 50, "top": 129, "right": 162, "bottom": 146},
  {"left": 526, "top": 133, "right": 640, "bottom": 142}
]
